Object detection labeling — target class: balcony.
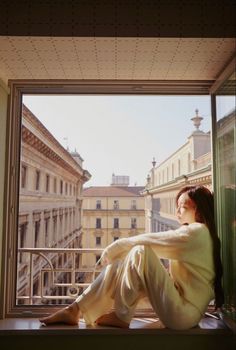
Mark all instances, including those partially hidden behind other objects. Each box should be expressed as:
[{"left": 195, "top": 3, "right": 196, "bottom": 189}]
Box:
[{"left": 17, "top": 247, "right": 103, "bottom": 305}]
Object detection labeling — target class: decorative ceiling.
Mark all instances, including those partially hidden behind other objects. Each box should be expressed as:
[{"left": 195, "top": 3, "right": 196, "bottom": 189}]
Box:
[{"left": 0, "top": 36, "right": 235, "bottom": 84}]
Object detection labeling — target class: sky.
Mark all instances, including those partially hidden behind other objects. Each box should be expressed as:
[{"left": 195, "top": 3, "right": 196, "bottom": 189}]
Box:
[{"left": 23, "top": 94, "right": 213, "bottom": 187}]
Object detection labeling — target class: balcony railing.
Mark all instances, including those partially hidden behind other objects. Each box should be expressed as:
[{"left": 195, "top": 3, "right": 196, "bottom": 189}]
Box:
[{"left": 17, "top": 247, "right": 103, "bottom": 305}]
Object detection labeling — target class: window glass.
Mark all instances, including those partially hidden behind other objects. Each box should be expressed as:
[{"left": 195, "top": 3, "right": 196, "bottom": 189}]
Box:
[
  {"left": 96, "top": 236, "right": 101, "bottom": 245},
  {"left": 131, "top": 218, "right": 137, "bottom": 229},
  {"left": 215, "top": 71, "right": 236, "bottom": 320},
  {"left": 21, "top": 165, "right": 27, "bottom": 188},
  {"left": 96, "top": 218, "right": 101, "bottom": 229},
  {"left": 35, "top": 170, "right": 40, "bottom": 190},
  {"left": 46, "top": 174, "right": 50, "bottom": 193},
  {"left": 114, "top": 218, "right": 119, "bottom": 229},
  {"left": 113, "top": 200, "right": 119, "bottom": 209},
  {"left": 96, "top": 200, "right": 101, "bottom": 209}
]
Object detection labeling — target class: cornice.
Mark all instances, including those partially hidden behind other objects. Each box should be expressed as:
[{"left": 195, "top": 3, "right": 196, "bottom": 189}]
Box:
[{"left": 22, "top": 126, "right": 87, "bottom": 180}]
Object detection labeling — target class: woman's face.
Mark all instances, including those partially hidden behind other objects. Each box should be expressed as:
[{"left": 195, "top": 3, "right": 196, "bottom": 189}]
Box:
[{"left": 176, "top": 192, "right": 196, "bottom": 225}]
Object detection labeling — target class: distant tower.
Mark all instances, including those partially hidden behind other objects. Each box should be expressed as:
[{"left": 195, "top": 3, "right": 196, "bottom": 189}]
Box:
[
  {"left": 70, "top": 149, "right": 84, "bottom": 167},
  {"left": 191, "top": 109, "right": 203, "bottom": 131},
  {"left": 111, "top": 173, "right": 129, "bottom": 186}
]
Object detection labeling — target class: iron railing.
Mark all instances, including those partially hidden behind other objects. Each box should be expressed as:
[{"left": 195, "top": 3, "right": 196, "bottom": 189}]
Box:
[{"left": 17, "top": 247, "right": 103, "bottom": 305}]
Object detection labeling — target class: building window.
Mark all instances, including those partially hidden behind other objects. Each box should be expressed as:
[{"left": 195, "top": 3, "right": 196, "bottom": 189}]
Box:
[
  {"left": 114, "top": 218, "right": 119, "bottom": 229},
  {"left": 65, "top": 182, "right": 68, "bottom": 195},
  {"left": 96, "top": 255, "right": 101, "bottom": 263},
  {"left": 19, "top": 223, "right": 27, "bottom": 248},
  {"left": 21, "top": 165, "right": 27, "bottom": 188},
  {"left": 35, "top": 170, "right": 40, "bottom": 190},
  {"left": 113, "top": 200, "right": 119, "bottom": 210},
  {"left": 96, "top": 236, "right": 101, "bottom": 245},
  {"left": 53, "top": 216, "right": 57, "bottom": 243},
  {"left": 96, "top": 200, "right": 101, "bottom": 209},
  {"left": 131, "top": 200, "right": 136, "bottom": 210},
  {"left": 131, "top": 218, "right": 137, "bottom": 229},
  {"left": 60, "top": 180, "right": 63, "bottom": 194},
  {"left": 54, "top": 178, "right": 57, "bottom": 193},
  {"left": 96, "top": 218, "right": 101, "bottom": 229},
  {"left": 172, "top": 163, "right": 175, "bottom": 179},
  {"left": 46, "top": 174, "right": 50, "bottom": 193},
  {"left": 45, "top": 218, "right": 49, "bottom": 246},
  {"left": 34, "top": 221, "right": 40, "bottom": 247}
]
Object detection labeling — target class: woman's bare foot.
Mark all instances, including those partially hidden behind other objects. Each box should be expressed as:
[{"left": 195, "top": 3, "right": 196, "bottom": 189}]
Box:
[
  {"left": 39, "top": 302, "right": 80, "bottom": 325},
  {"left": 96, "top": 311, "right": 129, "bottom": 328}
]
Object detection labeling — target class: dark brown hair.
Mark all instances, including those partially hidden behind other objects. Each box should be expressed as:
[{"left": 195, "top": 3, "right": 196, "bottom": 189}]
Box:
[{"left": 176, "top": 185, "right": 224, "bottom": 309}]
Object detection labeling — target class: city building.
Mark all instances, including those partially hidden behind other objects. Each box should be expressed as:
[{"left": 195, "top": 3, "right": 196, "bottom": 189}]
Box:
[
  {"left": 17, "top": 104, "right": 91, "bottom": 303},
  {"left": 143, "top": 110, "right": 212, "bottom": 233},
  {"left": 81, "top": 180, "right": 145, "bottom": 267}
]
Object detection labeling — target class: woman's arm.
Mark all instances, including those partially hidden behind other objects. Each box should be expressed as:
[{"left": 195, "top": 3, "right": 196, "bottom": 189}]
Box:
[{"left": 100, "top": 225, "right": 195, "bottom": 265}]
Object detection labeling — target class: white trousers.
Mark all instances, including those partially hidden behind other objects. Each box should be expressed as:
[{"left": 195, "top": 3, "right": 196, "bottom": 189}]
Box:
[{"left": 76, "top": 245, "right": 202, "bottom": 330}]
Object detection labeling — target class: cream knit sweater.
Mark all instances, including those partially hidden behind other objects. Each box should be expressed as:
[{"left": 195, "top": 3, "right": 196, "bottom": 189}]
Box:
[{"left": 100, "top": 222, "right": 215, "bottom": 314}]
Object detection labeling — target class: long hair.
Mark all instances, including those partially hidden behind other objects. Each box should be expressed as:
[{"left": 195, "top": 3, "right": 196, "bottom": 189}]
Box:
[{"left": 176, "top": 185, "right": 224, "bottom": 309}]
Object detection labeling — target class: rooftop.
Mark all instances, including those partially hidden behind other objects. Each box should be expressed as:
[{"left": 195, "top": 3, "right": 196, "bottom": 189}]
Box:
[{"left": 82, "top": 186, "right": 145, "bottom": 197}]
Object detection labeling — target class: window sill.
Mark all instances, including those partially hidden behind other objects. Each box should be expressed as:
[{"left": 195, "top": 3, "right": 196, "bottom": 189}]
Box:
[{"left": 0, "top": 316, "right": 232, "bottom": 336}]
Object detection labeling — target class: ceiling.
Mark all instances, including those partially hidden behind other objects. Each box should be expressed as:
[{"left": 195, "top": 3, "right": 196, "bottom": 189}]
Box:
[
  {"left": 0, "top": 1, "right": 235, "bottom": 87},
  {"left": 0, "top": 36, "right": 235, "bottom": 85}
]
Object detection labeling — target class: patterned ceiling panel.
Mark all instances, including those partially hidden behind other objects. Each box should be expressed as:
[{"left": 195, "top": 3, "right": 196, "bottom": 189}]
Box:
[{"left": 0, "top": 37, "right": 235, "bottom": 84}]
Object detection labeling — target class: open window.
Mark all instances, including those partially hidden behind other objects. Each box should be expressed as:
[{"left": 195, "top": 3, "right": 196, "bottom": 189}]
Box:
[{"left": 1, "top": 80, "right": 219, "bottom": 318}]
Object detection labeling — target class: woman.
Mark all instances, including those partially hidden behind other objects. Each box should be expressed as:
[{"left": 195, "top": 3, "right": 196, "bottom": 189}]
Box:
[{"left": 40, "top": 185, "right": 224, "bottom": 330}]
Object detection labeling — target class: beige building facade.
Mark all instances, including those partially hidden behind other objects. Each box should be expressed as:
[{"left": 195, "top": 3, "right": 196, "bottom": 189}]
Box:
[
  {"left": 81, "top": 185, "right": 145, "bottom": 267},
  {"left": 18, "top": 105, "right": 91, "bottom": 303},
  {"left": 143, "top": 110, "right": 212, "bottom": 233}
]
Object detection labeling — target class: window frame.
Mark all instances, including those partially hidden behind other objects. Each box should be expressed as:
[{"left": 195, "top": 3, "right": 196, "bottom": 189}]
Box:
[
  {"left": 210, "top": 57, "right": 236, "bottom": 322},
  {"left": 96, "top": 218, "right": 102, "bottom": 229},
  {"left": 1, "top": 79, "right": 220, "bottom": 318},
  {"left": 35, "top": 169, "right": 40, "bottom": 191},
  {"left": 45, "top": 174, "right": 50, "bottom": 193},
  {"left": 95, "top": 236, "right": 102, "bottom": 246},
  {"left": 131, "top": 217, "right": 137, "bottom": 229},
  {"left": 96, "top": 200, "right": 102, "bottom": 209},
  {"left": 21, "top": 164, "right": 27, "bottom": 189},
  {"left": 113, "top": 218, "right": 119, "bottom": 229},
  {"left": 113, "top": 200, "right": 119, "bottom": 210}
]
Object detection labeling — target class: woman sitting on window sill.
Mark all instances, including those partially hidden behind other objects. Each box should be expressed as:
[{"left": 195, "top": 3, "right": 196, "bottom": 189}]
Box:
[{"left": 40, "top": 185, "right": 224, "bottom": 330}]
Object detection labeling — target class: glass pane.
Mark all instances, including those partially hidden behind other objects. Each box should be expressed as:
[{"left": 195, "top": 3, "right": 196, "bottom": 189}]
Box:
[{"left": 215, "top": 71, "right": 236, "bottom": 320}]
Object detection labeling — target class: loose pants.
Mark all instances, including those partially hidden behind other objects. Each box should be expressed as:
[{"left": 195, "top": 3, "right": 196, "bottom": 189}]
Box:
[{"left": 76, "top": 245, "right": 202, "bottom": 330}]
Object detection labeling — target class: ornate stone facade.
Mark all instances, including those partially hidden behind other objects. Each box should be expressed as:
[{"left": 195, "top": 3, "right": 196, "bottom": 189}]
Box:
[
  {"left": 143, "top": 110, "right": 212, "bottom": 233},
  {"left": 17, "top": 105, "right": 91, "bottom": 303}
]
